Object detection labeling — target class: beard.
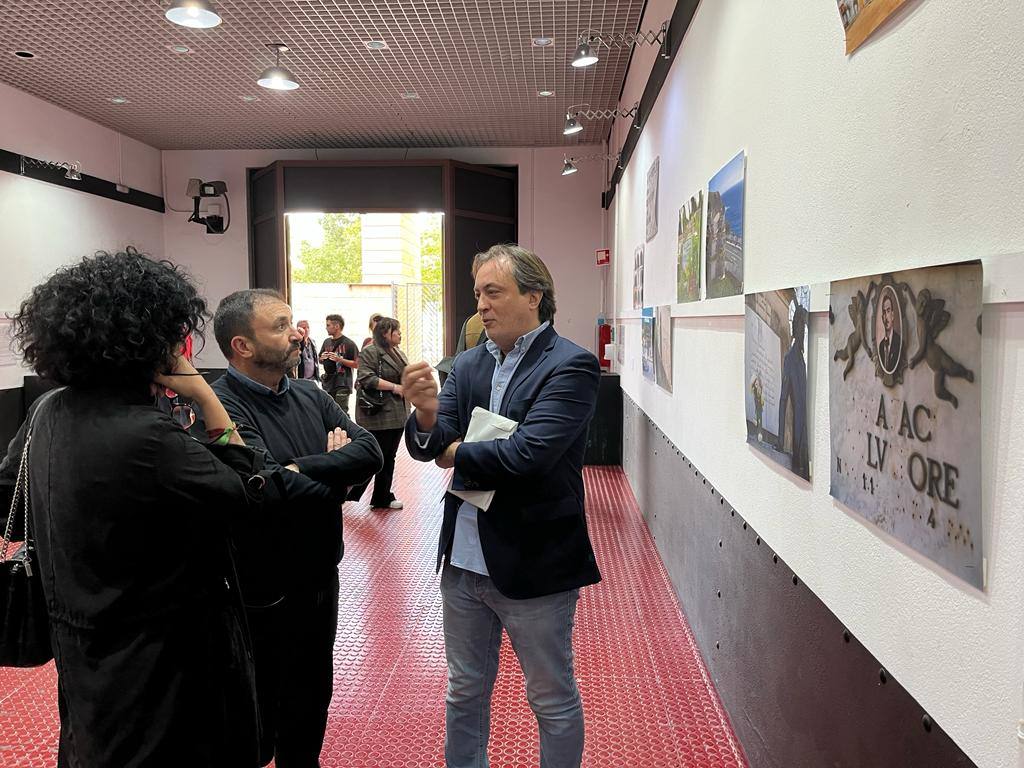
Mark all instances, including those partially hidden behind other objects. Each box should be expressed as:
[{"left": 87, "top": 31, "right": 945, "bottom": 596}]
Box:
[{"left": 251, "top": 341, "right": 301, "bottom": 373}]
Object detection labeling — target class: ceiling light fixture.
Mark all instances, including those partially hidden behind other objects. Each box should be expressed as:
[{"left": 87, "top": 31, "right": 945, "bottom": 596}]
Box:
[
  {"left": 257, "top": 44, "right": 300, "bottom": 90},
  {"left": 240, "top": 95, "right": 260, "bottom": 102},
  {"left": 532, "top": 36, "right": 554, "bottom": 47},
  {"left": 401, "top": 91, "right": 420, "bottom": 100},
  {"left": 561, "top": 157, "right": 578, "bottom": 176},
  {"left": 364, "top": 40, "right": 389, "bottom": 50},
  {"left": 13, "top": 50, "right": 36, "bottom": 59},
  {"left": 563, "top": 102, "right": 639, "bottom": 135},
  {"left": 538, "top": 89, "right": 555, "bottom": 97},
  {"left": 167, "top": 44, "right": 192, "bottom": 54},
  {"left": 165, "top": 0, "right": 222, "bottom": 29},
  {"left": 572, "top": 22, "right": 670, "bottom": 68},
  {"left": 109, "top": 96, "right": 129, "bottom": 104}
]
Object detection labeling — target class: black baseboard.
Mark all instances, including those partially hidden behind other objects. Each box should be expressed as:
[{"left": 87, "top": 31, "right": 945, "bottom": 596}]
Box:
[{"left": 622, "top": 395, "right": 976, "bottom": 768}]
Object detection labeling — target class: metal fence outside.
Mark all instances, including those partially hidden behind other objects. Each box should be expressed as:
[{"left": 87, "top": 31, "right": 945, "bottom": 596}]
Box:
[{"left": 392, "top": 283, "right": 443, "bottom": 366}]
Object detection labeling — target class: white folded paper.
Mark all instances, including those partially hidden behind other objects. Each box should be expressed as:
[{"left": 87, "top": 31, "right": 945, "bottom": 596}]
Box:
[{"left": 448, "top": 406, "right": 519, "bottom": 512}]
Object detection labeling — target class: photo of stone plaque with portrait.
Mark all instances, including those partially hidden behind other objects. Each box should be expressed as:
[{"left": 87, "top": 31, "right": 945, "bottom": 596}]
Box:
[{"left": 829, "top": 262, "right": 983, "bottom": 588}]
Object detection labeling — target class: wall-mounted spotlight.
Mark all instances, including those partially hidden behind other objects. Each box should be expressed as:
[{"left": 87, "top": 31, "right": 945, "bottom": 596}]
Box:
[
  {"left": 572, "top": 22, "right": 670, "bottom": 68},
  {"left": 563, "top": 102, "right": 639, "bottom": 135},
  {"left": 20, "top": 156, "right": 82, "bottom": 180},
  {"left": 560, "top": 153, "right": 619, "bottom": 177},
  {"left": 563, "top": 113, "right": 583, "bottom": 136},
  {"left": 165, "top": 0, "right": 222, "bottom": 29},
  {"left": 258, "top": 44, "right": 300, "bottom": 90}
]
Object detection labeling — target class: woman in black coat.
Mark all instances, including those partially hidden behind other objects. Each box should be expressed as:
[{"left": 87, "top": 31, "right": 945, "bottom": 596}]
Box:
[{"left": 0, "top": 249, "right": 276, "bottom": 767}]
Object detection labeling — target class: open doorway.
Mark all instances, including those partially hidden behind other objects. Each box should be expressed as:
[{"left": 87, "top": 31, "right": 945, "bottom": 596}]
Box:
[{"left": 286, "top": 211, "right": 444, "bottom": 366}]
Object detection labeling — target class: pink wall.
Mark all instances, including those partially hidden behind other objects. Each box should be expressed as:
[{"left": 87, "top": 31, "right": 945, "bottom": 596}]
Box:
[{"left": 0, "top": 83, "right": 164, "bottom": 388}]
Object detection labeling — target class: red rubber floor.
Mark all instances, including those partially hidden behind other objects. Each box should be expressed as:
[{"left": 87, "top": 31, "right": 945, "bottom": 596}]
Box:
[{"left": 0, "top": 447, "right": 746, "bottom": 768}]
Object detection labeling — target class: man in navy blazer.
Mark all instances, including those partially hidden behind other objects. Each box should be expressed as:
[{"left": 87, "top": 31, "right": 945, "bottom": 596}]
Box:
[{"left": 403, "top": 244, "right": 601, "bottom": 768}]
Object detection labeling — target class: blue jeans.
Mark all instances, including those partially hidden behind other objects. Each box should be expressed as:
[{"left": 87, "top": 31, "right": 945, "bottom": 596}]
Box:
[{"left": 440, "top": 565, "right": 584, "bottom": 768}]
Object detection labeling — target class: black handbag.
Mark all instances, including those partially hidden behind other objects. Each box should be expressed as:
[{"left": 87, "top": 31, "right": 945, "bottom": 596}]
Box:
[
  {"left": 0, "top": 389, "right": 59, "bottom": 667},
  {"left": 357, "top": 352, "right": 387, "bottom": 416}
]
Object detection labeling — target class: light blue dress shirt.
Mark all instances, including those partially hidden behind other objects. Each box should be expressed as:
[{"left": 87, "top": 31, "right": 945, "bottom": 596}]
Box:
[{"left": 423, "top": 321, "right": 550, "bottom": 576}]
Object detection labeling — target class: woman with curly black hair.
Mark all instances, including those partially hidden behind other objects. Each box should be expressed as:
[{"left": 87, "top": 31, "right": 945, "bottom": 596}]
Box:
[{"left": 0, "top": 248, "right": 275, "bottom": 767}]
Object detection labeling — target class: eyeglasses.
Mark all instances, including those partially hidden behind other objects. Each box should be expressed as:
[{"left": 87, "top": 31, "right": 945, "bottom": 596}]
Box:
[{"left": 164, "top": 387, "right": 196, "bottom": 430}]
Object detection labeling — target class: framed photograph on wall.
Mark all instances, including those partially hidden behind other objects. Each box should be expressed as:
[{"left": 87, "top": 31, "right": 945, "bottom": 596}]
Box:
[
  {"left": 829, "top": 261, "right": 983, "bottom": 587},
  {"left": 646, "top": 157, "right": 660, "bottom": 242},
  {"left": 641, "top": 308, "right": 656, "bottom": 382},
  {"left": 745, "top": 287, "right": 811, "bottom": 481},
  {"left": 677, "top": 191, "right": 703, "bottom": 303},
  {"left": 706, "top": 151, "right": 746, "bottom": 299},
  {"left": 655, "top": 305, "right": 673, "bottom": 393},
  {"left": 632, "top": 244, "right": 645, "bottom": 310},
  {"left": 836, "top": 0, "right": 910, "bottom": 54}
]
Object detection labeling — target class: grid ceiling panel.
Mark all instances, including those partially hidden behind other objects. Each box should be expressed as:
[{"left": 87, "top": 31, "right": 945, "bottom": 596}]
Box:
[{"left": 0, "top": 1, "right": 646, "bottom": 150}]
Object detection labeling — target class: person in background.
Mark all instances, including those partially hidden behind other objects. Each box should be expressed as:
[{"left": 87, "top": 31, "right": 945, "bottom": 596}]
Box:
[
  {"left": 356, "top": 317, "right": 411, "bottom": 510},
  {"left": 319, "top": 313, "right": 359, "bottom": 415},
  {"left": 211, "top": 290, "right": 383, "bottom": 768},
  {"left": 362, "top": 312, "right": 383, "bottom": 349},
  {"left": 402, "top": 244, "right": 601, "bottom": 768},
  {"left": 0, "top": 248, "right": 276, "bottom": 768},
  {"left": 292, "top": 319, "right": 319, "bottom": 382},
  {"left": 455, "top": 311, "right": 485, "bottom": 354}
]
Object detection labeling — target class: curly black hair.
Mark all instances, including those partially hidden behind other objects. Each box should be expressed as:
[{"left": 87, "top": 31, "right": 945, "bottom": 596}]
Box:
[{"left": 10, "top": 247, "right": 207, "bottom": 389}]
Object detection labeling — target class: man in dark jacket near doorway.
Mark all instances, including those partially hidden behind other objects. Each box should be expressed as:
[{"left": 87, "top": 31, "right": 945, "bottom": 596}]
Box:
[
  {"left": 402, "top": 244, "right": 601, "bottom": 768},
  {"left": 211, "top": 289, "right": 383, "bottom": 768}
]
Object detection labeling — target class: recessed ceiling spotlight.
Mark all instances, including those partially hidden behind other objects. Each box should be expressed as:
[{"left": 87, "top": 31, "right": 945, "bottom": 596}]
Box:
[
  {"left": 240, "top": 95, "right": 260, "bottom": 102},
  {"left": 537, "top": 89, "right": 555, "bottom": 97},
  {"left": 165, "top": 0, "right": 222, "bottom": 29},
  {"left": 13, "top": 50, "right": 35, "bottom": 59},
  {"left": 401, "top": 91, "right": 420, "bottom": 100},
  {"left": 109, "top": 96, "right": 129, "bottom": 104},
  {"left": 532, "top": 36, "right": 554, "bottom": 47},
  {"left": 364, "top": 40, "right": 389, "bottom": 50},
  {"left": 167, "top": 44, "right": 192, "bottom": 54}
]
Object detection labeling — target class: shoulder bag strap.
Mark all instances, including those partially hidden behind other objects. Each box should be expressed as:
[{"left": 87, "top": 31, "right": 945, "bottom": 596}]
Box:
[{"left": 1, "top": 387, "right": 63, "bottom": 564}]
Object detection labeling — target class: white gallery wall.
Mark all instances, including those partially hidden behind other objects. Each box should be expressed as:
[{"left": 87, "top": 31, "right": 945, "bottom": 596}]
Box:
[
  {"left": 162, "top": 144, "right": 608, "bottom": 368},
  {"left": 0, "top": 82, "right": 164, "bottom": 389},
  {"left": 611, "top": 2, "right": 1024, "bottom": 767}
]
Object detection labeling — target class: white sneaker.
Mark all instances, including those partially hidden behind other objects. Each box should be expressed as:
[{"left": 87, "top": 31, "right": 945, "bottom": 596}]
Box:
[{"left": 388, "top": 500, "right": 404, "bottom": 510}]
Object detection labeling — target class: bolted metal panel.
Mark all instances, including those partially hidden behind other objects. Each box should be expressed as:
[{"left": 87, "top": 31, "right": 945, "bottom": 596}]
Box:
[{"left": 623, "top": 394, "right": 977, "bottom": 768}]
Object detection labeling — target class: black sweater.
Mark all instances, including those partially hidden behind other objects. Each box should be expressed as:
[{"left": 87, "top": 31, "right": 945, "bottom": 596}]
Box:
[{"left": 212, "top": 373, "right": 383, "bottom": 600}]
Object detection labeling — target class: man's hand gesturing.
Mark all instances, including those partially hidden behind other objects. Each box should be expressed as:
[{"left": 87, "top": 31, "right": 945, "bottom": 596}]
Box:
[{"left": 402, "top": 361, "right": 439, "bottom": 431}]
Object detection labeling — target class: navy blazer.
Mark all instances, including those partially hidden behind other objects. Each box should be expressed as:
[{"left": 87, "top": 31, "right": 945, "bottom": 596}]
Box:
[{"left": 405, "top": 324, "right": 602, "bottom": 599}]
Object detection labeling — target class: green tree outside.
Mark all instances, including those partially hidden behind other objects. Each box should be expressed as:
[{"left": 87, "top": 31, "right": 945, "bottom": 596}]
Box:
[
  {"left": 292, "top": 213, "right": 363, "bottom": 283},
  {"left": 419, "top": 214, "right": 443, "bottom": 285},
  {"left": 292, "top": 212, "right": 442, "bottom": 284}
]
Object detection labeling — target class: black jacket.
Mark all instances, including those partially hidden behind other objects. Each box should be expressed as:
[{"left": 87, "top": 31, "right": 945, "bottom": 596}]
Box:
[
  {"left": 404, "top": 325, "right": 602, "bottom": 599},
  {"left": 0, "top": 387, "right": 277, "bottom": 768},
  {"left": 211, "top": 374, "right": 383, "bottom": 600}
]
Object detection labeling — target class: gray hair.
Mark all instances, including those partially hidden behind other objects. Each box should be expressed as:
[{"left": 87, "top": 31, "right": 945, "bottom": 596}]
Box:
[
  {"left": 213, "top": 288, "right": 283, "bottom": 358},
  {"left": 472, "top": 244, "right": 556, "bottom": 324}
]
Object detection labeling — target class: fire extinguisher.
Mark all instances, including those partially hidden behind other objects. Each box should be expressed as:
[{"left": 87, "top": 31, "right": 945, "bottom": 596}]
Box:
[{"left": 597, "top": 317, "right": 612, "bottom": 371}]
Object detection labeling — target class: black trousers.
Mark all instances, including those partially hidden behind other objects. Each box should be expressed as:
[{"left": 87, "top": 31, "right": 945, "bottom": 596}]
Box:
[
  {"left": 329, "top": 388, "right": 351, "bottom": 416},
  {"left": 248, "top": 571, "right": 340, "bottom": 768},
  {"left": 368, "top": 428, "right": 403, "bottom": 507}
]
